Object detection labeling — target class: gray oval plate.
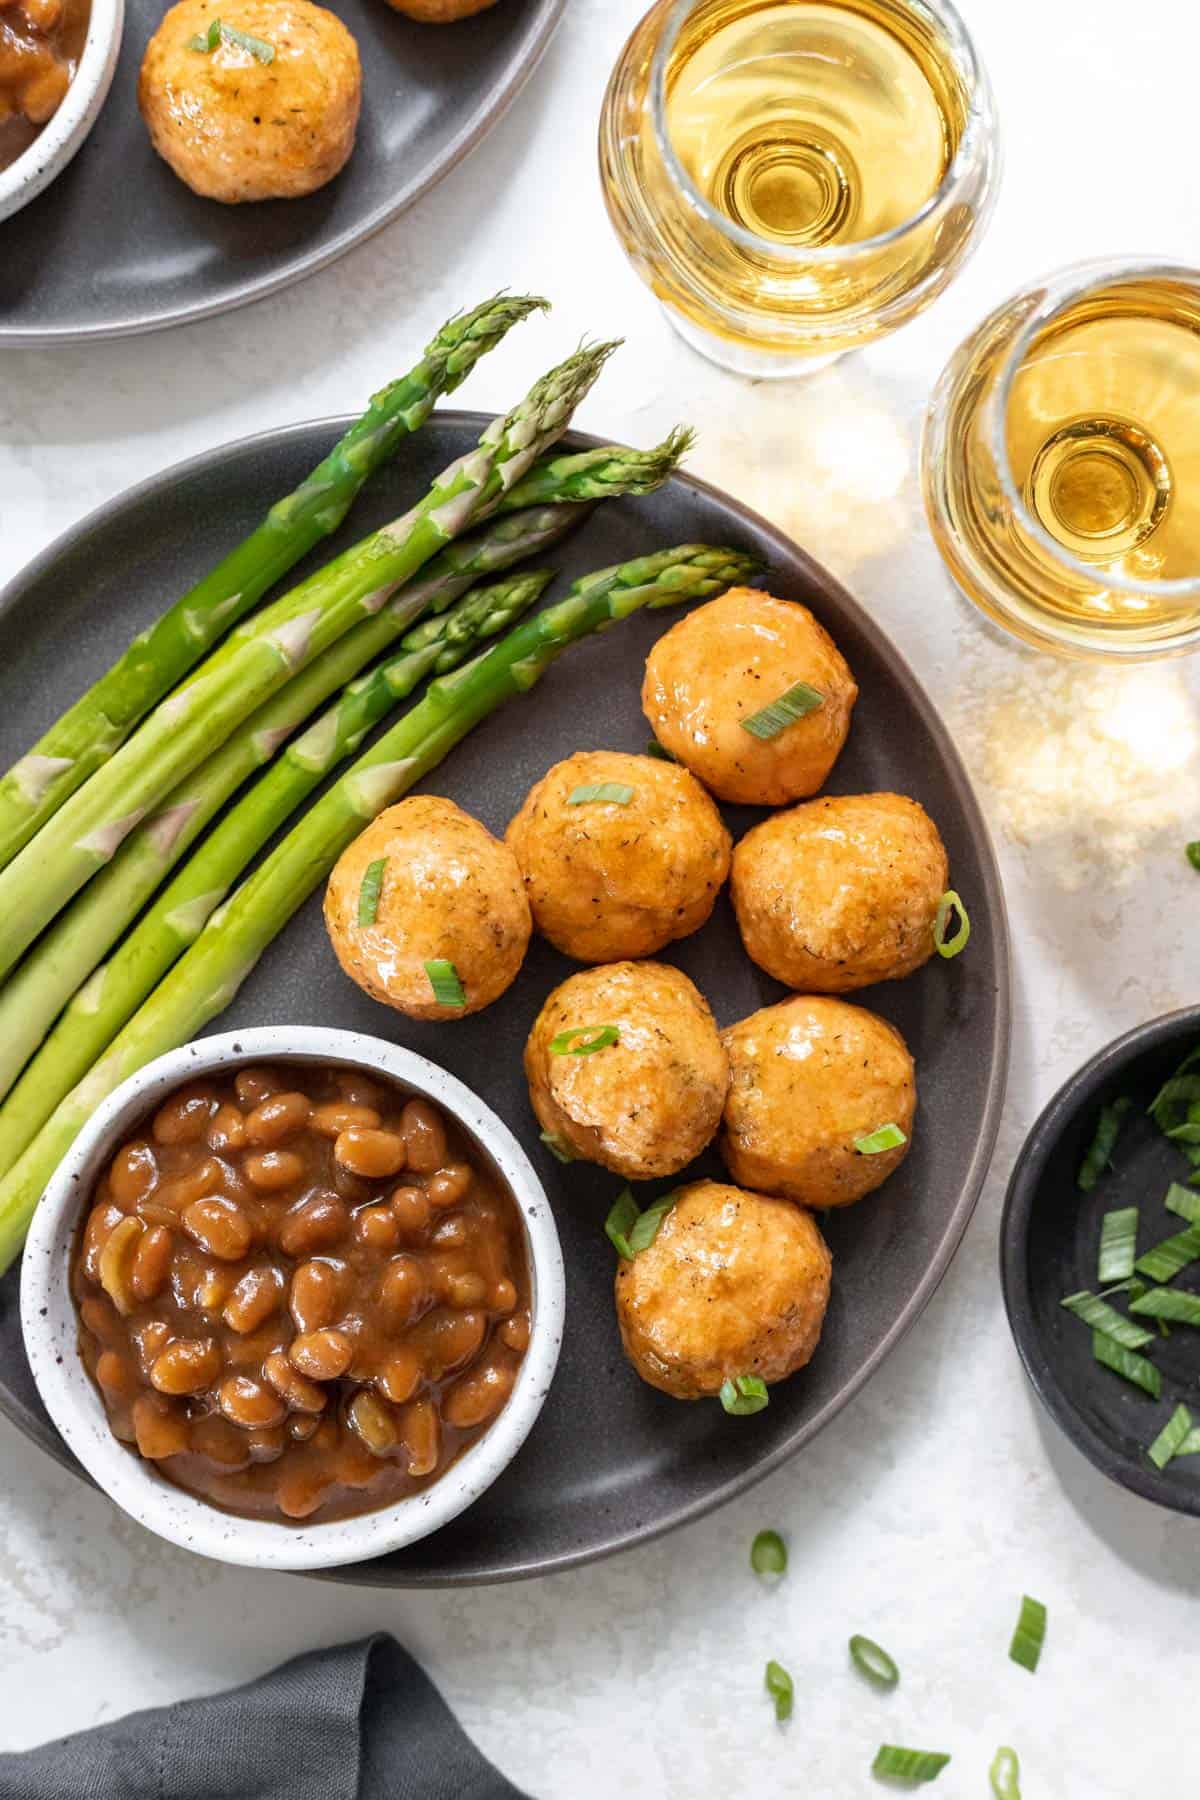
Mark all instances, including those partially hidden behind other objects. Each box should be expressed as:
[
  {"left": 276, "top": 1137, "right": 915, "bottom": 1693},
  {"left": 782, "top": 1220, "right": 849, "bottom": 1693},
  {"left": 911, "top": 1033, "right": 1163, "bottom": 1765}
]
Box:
[
  {"left": 0, "top": 0, "right": 562, "bottom": 346},
  {"left": 0, "top": 414, "right": 1011, "bottom": 1583}
]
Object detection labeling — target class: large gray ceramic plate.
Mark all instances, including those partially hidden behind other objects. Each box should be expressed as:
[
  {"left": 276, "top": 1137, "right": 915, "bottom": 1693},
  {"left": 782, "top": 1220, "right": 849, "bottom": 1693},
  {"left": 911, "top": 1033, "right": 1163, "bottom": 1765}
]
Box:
[
  {"left": 0, "top": 414, "right": 1011, "bottom": 1583},
  {"left": 0, "top": 0, "right": 561, "bottom": 346}
]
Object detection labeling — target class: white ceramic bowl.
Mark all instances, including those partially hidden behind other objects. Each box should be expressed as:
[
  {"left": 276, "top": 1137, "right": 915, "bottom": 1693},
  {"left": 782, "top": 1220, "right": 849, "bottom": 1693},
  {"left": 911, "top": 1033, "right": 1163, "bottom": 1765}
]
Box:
[
  {"left": 20, "top": 1026, "right": 565, "bottom": 1572},
  {"left": 0, "top": 0, "right": 124, "bottom": 225}
]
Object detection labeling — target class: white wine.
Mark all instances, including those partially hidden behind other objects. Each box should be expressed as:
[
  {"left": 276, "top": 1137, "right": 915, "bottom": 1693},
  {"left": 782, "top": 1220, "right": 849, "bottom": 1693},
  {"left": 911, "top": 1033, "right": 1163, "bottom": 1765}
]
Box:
[
  {"left": 924, "top": 269, "right": 1200, "bottom": 657},
  {"left": 599, "top": 0, "right": 997, "bottom": 374}
]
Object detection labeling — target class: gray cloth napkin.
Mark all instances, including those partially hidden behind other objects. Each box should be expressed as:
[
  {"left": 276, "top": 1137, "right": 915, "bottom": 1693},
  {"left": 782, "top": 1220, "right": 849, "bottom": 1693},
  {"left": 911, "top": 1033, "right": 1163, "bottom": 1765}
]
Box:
[{"left": 0, "top": 1633, "right": 531, "bottom": 1800}]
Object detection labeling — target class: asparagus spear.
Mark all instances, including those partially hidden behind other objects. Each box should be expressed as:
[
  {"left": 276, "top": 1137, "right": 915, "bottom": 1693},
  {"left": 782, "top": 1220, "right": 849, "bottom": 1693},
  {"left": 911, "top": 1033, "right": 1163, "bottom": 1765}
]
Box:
[
  {"left": 0, "top": 342, "right": 618, "bottom": 983},
  {"left": 500, "top": 427, "right": 695, "bottom": 511},
  {"left": 0, "top": 510, "right": 577, "bottom": 1108},
  {"left": 0, "top": 543, "right": 761, "bottom": 1273},
  {"left": 0, "top": 295, "right": 545, "bottom": 874}
]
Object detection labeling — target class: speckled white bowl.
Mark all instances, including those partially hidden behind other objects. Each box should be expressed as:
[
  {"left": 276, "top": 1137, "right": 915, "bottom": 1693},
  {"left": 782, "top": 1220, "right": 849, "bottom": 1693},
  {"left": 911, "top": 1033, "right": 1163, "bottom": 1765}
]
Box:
[
  {"left": 0, "top": 0, "right": 123, "bottom": 225},
  {"left": 20, "top": 1026, "right": 565, "bottom": 1572}
]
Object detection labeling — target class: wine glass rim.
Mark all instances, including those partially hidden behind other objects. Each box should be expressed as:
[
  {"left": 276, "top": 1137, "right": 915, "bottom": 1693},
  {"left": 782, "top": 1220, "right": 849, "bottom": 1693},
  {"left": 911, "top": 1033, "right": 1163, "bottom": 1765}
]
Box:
[
  {"left": 649, "top": 0, "right": 995, "bottom": 267},
  {"left": 985, "top": 256, "right": 1200, "bottom": 601}
]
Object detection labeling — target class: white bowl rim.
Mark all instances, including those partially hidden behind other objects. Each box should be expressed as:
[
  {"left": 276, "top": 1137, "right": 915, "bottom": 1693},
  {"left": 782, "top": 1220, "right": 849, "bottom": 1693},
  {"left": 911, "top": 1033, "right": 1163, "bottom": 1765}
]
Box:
[
  {"left": 20, "top": 1025, "right": 565, "bottom": 1573},
  {"left": 0, "top": 0, "right": 124, "bottom": 221}
]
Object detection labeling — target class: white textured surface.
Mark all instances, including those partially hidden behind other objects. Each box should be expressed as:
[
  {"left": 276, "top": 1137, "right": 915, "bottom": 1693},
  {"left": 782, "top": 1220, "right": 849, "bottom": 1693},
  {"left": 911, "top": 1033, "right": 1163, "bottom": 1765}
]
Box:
[{"left": 2, "top": 1, "right": 1200, "bottom": 1792}]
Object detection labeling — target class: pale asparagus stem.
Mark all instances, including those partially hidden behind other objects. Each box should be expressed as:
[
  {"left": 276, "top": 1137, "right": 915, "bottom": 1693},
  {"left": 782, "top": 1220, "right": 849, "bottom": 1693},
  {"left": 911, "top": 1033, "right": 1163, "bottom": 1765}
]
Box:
[
  {"left": 0, "top": 544, "right": 761, "bottom": 1273},
  {"left": 0, "top": 570, "right": 554, "bottom": 1186},
  {"left": 0, "top": 342, "right": 619, "bottom": 982},
  {"left": 0, "top": 295, "right": 546, "bottom": 873},
  {"left": 0, "top": 509, "right": 576, "bottom": 1105}
]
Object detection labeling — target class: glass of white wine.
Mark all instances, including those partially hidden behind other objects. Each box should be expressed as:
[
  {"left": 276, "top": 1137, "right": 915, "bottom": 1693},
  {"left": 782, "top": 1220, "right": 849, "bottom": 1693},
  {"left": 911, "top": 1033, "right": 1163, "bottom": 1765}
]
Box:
[
  {"left": 922, "top": 260, "right": 1200, "bottom": 661},
  {"left": 599, "top": 0, "right": 1000, "bottom": 377}
]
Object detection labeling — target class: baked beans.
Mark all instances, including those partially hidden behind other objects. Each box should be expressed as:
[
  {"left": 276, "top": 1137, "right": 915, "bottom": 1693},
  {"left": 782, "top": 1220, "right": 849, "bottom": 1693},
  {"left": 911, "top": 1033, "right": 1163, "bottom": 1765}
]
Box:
[{"left": 72, "top": 1063, "right": 531, "bottom": 1526}]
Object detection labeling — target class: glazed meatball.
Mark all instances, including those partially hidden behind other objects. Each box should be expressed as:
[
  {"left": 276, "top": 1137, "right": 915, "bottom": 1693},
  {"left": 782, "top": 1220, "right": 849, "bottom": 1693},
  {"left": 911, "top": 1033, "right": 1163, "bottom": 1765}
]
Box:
[
  {"left": 615, "top": 1179, "right": 831, "bottom": 1400},
  {"left": 387, "top": 0, "right": 497, "bottom": 15},
  {"left": 732, "top": 793, "right": 950, "bottom": 993},
  {"left": 642, "top": 588, "right": 857, "bottom": 806},
  {"left": 139, "top": 0, "right": 361, "bottom": 203},
  {"left": 324, "top": 796, "right": 530, "bottom": 1020},
  {"left": 506, "top": 750, "right": 731, "bottom": 964},
  {"left": 721, "top": 996, "right": 915, "bottom": 1207},
  {"left": 524, "top": 962, "right": 728, "bottom": 1179}
]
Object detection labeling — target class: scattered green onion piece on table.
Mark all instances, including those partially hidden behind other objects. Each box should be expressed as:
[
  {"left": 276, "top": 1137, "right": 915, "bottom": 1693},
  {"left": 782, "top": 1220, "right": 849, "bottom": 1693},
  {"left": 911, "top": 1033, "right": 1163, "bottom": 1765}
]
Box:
[
  {"left": 356, "top": 857, "right": 387, "bottom": 927},
  {"left": 854, "top": 1122, "right": 907, "bottom": 1155},
  {"left": 1098, "top": 1206, "right": 1138, "bottom": 1282},
  {"left": 1176, "top": 1428, "right": 1200, "bottom": 1457},
  {"left": 871, "top": 1746, "right": 949, "bottom": 1783},
  {"left": 849, "top": 1635, "right": 899, "bottom": 1689},
  {"left": 1076, "top": 1096, "right": 1132, "bottom": 1191},
  {"left": 741, "top": 681, "right": 824, "bottom": 741},
  {"left": 567, "top": 782, "right": 634, "bottom": 807},
  {"left": 933, "top": 889, "right": 970, "bottom": 959},
  {"left": 1008, "top": 1596, "right": 1047, "bottom": 1673},
  {"left": 539, "top": 1131, "right": 575, "bottom": 1165},
  {"left": 1147, "top": 1403, "right": 1194, "bottom": 1469},
  {"left": 1165, "top": 1181, "right": 1200, "bottom": 1223},
  {"left": 628, "top": 1191, "right": 677, "bottom": 1254},
  {"left": 764, "top": 1660, "right": 793, "bottom": 1722},
  {"left": 721, "top": 1374, "right": 769, "bottom": 1416},
  {"left": 1133, "top": 1224, "right": 1200, "bottom": 1283},
  {"left": 1060, "top": 1290, "right": 1154, "bottom": 1349},
  {"left": 989, "top": 1746, "right": 1021, "bottom": 1800},
  {"left": 424, "top": 959, "right": 465, "bottom": 1010},
  {"left": 1092, "top": 1330, "right": 1160, "bottom": 1398},
  {"left": 1187, "top": 842, "right": 1200, "bottom": 872},
  {"left": 750, "top": 1530, "right": 787, "bottom": 1577},
  {"left": 605, "top": 1189, "right": 639, "bottom": 1261},
  {"left": 549, "top": 1025, "right": 620, "bottom": 1057},
  {"left": 1129, "top": 1286, "right": 1200, "bottom": 1327}
]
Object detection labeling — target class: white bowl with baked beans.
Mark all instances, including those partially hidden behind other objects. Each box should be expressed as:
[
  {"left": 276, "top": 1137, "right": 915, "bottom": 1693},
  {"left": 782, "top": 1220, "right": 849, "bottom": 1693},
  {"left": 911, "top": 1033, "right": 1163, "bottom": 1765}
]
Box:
[
  {"left": 20, "top": 1026, "right": 565, "bottom": 1571},
  {"left": 0, "top": 0, "right": 122, "bottom": 223}
]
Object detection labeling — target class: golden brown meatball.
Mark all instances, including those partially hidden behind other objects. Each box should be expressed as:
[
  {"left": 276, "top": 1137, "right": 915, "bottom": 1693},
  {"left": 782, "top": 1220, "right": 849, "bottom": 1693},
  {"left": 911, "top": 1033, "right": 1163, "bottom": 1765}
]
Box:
[
  {"left": 732, "top": 793, "right": 950, "bottom": 993},
  {"left": 324, "top": 796, "right": 530, "bottom": 1020},
  {"left": 641, "top": 588, "right": 857, "bottom": 806},
  {"left": 524, "top": 962, "right": 727, "bottom": 1179},
  {"left": 139, "top": 0, "right": 361, "bottom": 203},
  {"left": 615, "top": 1179, "right": 831, "bottom": 1400},
  {"left": 387, "top": 0, "right": 497, "bottom": 16},
  {"left": 721, "top": 996, "right": 915, "bottom": 1207},
  {"left": 506, "top": 750, "right": 731, "bottom": 964}
]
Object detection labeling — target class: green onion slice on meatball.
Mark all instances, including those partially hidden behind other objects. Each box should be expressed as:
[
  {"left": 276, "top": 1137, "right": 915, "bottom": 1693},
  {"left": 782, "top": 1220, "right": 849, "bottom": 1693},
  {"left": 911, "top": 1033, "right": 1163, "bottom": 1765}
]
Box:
[
  {"left": 854, "top": 1123, "right": 907, "bottom": 1155},
  {"left": 740, "top": 681, "right": 824, "bottom": 741},
  {"left": 549, "top": 1025, "right": 620, "bottom": 1056},
  {"left": 187, "top": 17, "right": 276, "bottom": 61},
  {"left": 356, "top": 857, "right": 387, "bottom": 927},
  {"left": 720, "top": 1374, "right": 769, "bottom": 1415},
  {"left": 567, "top": 783, "right": 635, "bottom": 807},
  {"left": 424, "top": 959, "right": 466, "bottom": 1009},
  {"left": 605, "top": 1187, "right": 677, "bottom": 1259}
]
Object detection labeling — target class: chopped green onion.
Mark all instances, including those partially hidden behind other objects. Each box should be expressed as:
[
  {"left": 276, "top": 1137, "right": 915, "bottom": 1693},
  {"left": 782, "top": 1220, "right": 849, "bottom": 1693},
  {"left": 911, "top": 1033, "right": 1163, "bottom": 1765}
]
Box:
[
  {"left": 1148, "top": 1403, "right": 1194, "bottom": 1469},
  {"left": 1176, "top": 1428, "right": 1200, "bottom": 1457},
  {"left": 1187, "top": 842, "right": 1200, "bottom": 872},
  {"left": 1149, "top": 1045, "right": 1200, "bottom": 1136},
  {"left": 741, "top": 681, "right": 824, "bottom": 740},
  {"left": 1129, "top": 1286, "right": 1200, "bottom": 1327},
  {"left": 629, "top": 1191, "right": 677, "bottom": 1254},
  {"left": 424, "top": 959, "right": 466, "bottom": 1009},
  {"left": 1165, "top": 1181, "right": 1200, "bottom": 1223},
  {"left": 605, "top": 1189, "right": 639, "bottom": 1261},
  {"left": 549, "top": 1025, "right": 620, "bottom": 1057},
  {"left": 854, "top": 1122, "right": 907, "bottom": 1155},
  {"left": 1077, "top": 1096, "right": 1132, "bottom": 1191},
  {"left": 645, "top": 739, "right": 676, "bottom": 761},
  {"left": 1008, "top": 1595, "right": 1046, "bottom": 1673},
  {"left": 764, "top": 1659, "right": 793, "bottom": 1722},
  {"left": 720, "top": 1374, "right": 769, "bottom": 1416},
  {"left": 989, "top": 1747, "right": 1021, "bottom": 1800},
  {"left": 933, "top": 890, "right": 970, "bottom": 959},
  {"left": 871, "top": 1746, "right": 950, "bottom": 1783},
  {"left": 356, "top": 856, "right": 387, "bottom": 927},
  {"left": 1060, "top": 1290, "right": 1154, "bottom": 1349},
  {"left": 750, "top": 1530, "right": 787, "bottom": 1577},
  {"left": 567, "top": 782, "right": 635, "bottom": 807},
  {"left": 1098, "top": 1206, "right": 1138, "bottom": 1282},
  {"left": 539, "top": 1131, "right": 576, "bottom": 1164},
  {"left": 1092, "top": 1330, "right": 1161, "bottom": 1398},
  {"left": 1133, "top": 1223, "right": 1200, "bottom": 1283},
  {"left": 849, "top": 1635, "right": 899, "bottom": 1689},
  {"left": 187, "top": 16, "right": 275, "bottom": 60}
]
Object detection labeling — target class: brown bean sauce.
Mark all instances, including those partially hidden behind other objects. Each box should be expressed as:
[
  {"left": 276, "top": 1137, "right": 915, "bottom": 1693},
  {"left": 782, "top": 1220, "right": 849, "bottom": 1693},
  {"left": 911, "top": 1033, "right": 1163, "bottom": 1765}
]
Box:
[
  {"left": 0, "top": 0, "right": 90, "bottom": 172},
  {"left": 71, "top": 1064, "right": 532, "bottom": 1526}
]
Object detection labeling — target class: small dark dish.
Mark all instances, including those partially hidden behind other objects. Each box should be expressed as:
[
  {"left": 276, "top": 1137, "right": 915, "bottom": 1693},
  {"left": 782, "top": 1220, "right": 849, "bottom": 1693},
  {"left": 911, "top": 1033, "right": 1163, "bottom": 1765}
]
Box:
[{"left": 1002, "top": 1006, "right": 1200, "bottom": 1516}]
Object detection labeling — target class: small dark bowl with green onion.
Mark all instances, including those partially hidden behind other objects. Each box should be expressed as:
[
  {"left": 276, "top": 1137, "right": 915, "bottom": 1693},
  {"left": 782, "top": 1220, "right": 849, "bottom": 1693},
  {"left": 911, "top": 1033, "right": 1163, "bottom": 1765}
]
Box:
[{"left": 1002, "top": 1006, "right": 1200, "bottom": 1515}]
